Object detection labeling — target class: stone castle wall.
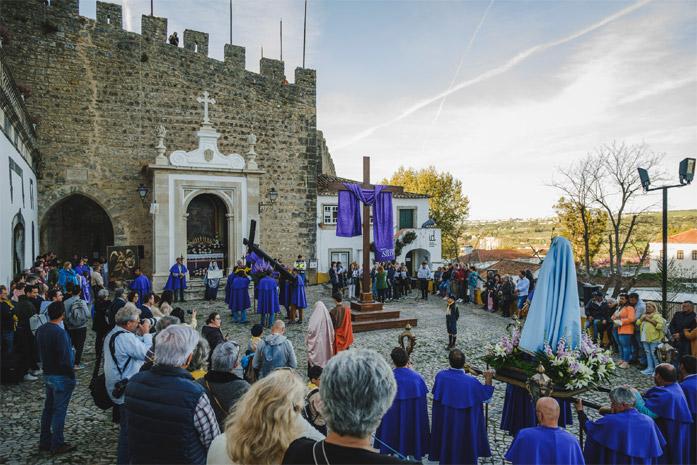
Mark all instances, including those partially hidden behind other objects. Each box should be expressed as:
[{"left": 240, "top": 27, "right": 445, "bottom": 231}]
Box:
[{"left": 0, "top": 0, "right": 321, "bottom": 272}]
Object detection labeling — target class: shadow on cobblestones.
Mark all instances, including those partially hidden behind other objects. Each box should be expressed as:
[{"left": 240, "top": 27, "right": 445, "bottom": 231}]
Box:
[{"left": 0, "top": 285, "right": 654, "bottom": 464}]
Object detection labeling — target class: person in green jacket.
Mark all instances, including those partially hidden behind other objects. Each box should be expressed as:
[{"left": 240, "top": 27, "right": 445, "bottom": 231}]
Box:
[
  {"left": 638, "top": 301, "right": 665, "bottom": 375},
  {"left": 375, "top": 265, "right": 388, "bottom": 303}
]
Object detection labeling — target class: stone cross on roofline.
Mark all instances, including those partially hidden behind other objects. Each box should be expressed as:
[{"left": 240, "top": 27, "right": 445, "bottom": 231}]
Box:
[{"left": 196, "top": 91, "right": 216, "bottom": 126}]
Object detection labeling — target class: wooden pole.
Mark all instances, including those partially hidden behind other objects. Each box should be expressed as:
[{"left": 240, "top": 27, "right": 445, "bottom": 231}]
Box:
[
  {"left": 361, "top": 156, "right": 373, "bottom": 303},
  {"left": 280, "top": 19, "right": 283, "bottom": 61}
]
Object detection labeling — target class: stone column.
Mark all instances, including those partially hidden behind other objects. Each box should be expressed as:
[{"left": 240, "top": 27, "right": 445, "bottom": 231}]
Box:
[
  {"left": 181, "top": 212, "right": 190, "bottom": 281},
  {"left": 226, "top": 212, "right": 235, "bottom": 275}
]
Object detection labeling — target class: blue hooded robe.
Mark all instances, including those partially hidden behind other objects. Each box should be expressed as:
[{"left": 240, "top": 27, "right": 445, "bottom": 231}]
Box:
[
  {"left": 256, "top": 275, "right": 279, "bottom": 315},
  {"left": 680, "top": 375, "right": 697, "bottom": 464},
  {"left": 164, "top": 263, "right": 188, "bottom": 291},
  {"left": 375, "top": 367, "right": 430, "bottom": 459},
  {"left": 505, "top": 426, "right": 584, "bottom": 465},
  {"left": 644, "top": 383, "right": 693, "bottom": 465},
  {"left": 429, "top": 368, "right": 494, "bottom": 465},
  {"left": 229, "top": 275, "right": 251, "bottom": 312},
  {"left": 129, "top": 274, "right": 151, "bottom": 307},
  {"left": 79, "top": 274, "right": 92, "bottom": 306},
  {"left": 290, "top": 274, "right": 307, "bottom": 309},
  {"left": 500, "top": 384, "right": 573, "bottom": 436},
  {"left": 520, "top": 236, "right": 582, "bottom": 353},
  {"left": 582, "top": 408, "right": 665, "bottom": 465}
]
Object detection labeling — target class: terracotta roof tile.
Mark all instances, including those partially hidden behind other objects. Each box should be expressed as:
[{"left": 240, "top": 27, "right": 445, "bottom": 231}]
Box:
[
  {"left": 459, "top": 249, "right": 534, "bottom": 262},
  {"left": 667, "top": 228, "right": 697, "bottom": 244}
]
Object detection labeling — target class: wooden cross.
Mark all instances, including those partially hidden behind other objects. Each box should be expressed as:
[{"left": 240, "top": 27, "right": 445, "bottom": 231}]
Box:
[
  {"left": 196, "top": 91, "right": 216, "bottom": 125},
  {"left": 243, "top": 219, "right": 293, "bottom": 280},
  {"left": 326, "top": 156, "right": 404, "bottom": 304}
]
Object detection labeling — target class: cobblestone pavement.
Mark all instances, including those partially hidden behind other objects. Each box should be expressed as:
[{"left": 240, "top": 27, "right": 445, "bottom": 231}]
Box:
[{"left": 0, "top": 285, "right": 654, "bottom": 464}]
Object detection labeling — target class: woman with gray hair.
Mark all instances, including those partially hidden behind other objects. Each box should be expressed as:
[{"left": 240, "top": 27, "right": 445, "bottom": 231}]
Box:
[
  {"left": 198, "top": 341, "right": 250, "bottom": 429},
  {"left": 282, "top": 349, "right": 411, "bottom": 464}
]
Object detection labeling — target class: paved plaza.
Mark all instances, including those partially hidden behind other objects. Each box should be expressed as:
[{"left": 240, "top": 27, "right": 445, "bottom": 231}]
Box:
[{"left": 0, "top": 285, "right": 654, "bottom": 464}]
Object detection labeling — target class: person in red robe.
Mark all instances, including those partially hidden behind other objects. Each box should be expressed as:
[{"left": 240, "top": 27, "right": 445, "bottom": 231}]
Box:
[{"left": 330, "top": 292, "right": 353, "bottom": 352}]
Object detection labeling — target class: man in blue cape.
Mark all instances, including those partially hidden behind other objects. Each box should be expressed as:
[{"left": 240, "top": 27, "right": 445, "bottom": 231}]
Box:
[
  {"left": 163, "top": 257, "right": 187, "bottom": 302},
  {"left": 129, "top": 268, "right": 151, "bottom": 307},
  {"left": 576, "top": 386, "right": 665, "bottom": 464},
  {"left": 501, "top": 384, "right": 574, "bottom": 436},
  {"left": 289, "top": 269, "right": 307, "bottom": 324},
  {"left": 505, "top": 397, "right": 584, "bottom": 465},
  {"left": 257, "top": 271, "right": 279, "bottom": 328},
  {"left": 643, "top": 363, "right": 693, "bottom": 464},
  {"left": 429, "top": 349, "right": 494, "bottom": 465},
  {"left": 375, "top": 347, "right": 429, "bottom": 460},
  {"left": 679, "top": 356, "right": 697, "bottom": 464},
  {"left": 228, "top": 270, "right": 251, "bottom": 324}
]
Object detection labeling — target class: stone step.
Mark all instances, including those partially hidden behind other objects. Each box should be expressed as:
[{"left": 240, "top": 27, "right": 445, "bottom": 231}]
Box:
[
  {"left": 352, "top": 317, "right": 418, "bottom": 333},
  {"left": 351, "top": 310, "right": 401, "bottom": 322}
]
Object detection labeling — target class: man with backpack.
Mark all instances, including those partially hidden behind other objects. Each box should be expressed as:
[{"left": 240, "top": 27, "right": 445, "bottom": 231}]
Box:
[
  {"left": 63, "top": 284, "right": 90, "bottom": 370},
  {"left": 252, "top": 319, "right": 297, "bottom": 378}
]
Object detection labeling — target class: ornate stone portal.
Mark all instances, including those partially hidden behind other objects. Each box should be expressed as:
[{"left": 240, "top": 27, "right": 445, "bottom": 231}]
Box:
[{"left": 148, "top": 91, "right": 263, "bottom": 289}]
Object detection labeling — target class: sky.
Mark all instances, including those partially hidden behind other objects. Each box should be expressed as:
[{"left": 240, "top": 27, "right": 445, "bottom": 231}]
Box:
[{"left": 79, "top": 0, "right": 697, "bottom": 220}]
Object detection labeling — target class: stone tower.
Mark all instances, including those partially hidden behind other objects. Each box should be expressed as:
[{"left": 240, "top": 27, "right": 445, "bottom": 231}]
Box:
[{"left": 0, "top": 0, "right": 323, "bottom": 276}]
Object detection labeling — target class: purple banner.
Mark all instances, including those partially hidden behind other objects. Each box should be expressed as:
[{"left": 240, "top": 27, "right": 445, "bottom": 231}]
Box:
[{"left": 336, "top": 183, "right": 394, "bottom": 262}]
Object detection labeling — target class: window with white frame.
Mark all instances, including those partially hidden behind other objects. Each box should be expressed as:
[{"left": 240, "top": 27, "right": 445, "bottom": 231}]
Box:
[{"left": 323, "top": 205, "right": 338, "bottom": 224}]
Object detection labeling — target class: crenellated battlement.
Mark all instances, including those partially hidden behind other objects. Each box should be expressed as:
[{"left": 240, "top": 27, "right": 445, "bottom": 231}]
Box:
[
  {"left": 5, "top": 0, "right": 315, "bottom": 89},
  {"left": 95, "top": 1, "right": 122, "bottom": 29}
]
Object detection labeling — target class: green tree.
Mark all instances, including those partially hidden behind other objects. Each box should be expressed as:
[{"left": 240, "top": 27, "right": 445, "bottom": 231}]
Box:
[
  {"left": 553, "top": 197, "right": 607, "bottom": 276},
  {"left": 383, "top": 166, "right": 469, "bottom": 258}
]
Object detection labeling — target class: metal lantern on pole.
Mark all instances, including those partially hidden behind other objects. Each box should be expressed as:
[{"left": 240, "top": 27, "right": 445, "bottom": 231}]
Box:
[{"left": 638, "top": 157, "right": 695, "bottom": 313}]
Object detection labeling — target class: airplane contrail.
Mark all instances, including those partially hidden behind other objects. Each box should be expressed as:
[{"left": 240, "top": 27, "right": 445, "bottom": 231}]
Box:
[
  {"left": 333, "top": 0, "right": 653, "bottom": 152},
  {"left": 431, "top": 0, "right": 495, "bottom": 127},
  {"left": 420, "top": 0, "right": 495, "bottom": 154}
]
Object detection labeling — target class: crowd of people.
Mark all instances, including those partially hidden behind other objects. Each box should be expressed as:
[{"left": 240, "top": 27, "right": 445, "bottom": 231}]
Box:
[
  {"left": 583, "top": 291, "right": 697, "bottom": 373},
  {"left": 2, "top": 251, "right": 697, "bottom": 465}
]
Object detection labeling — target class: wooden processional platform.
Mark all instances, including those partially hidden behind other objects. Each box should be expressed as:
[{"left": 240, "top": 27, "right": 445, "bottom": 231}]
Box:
[{"left": 350, "top": 293, "right": 418, "bottom": 333}]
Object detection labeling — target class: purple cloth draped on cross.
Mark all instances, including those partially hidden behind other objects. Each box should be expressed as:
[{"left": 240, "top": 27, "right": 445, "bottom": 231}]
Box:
[{"left": 337, "top": 183, "right": 395, "bottom": 262}]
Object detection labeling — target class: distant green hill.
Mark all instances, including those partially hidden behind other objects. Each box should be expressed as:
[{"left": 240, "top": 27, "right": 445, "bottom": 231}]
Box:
[{"left": 462, "top": 210, "right": 697, "bottom": 252}]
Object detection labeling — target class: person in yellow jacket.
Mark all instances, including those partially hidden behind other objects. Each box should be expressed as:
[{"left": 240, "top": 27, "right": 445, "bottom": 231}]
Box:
[{"left": 638, "top": 301, "right": 665, "bottom": 376}]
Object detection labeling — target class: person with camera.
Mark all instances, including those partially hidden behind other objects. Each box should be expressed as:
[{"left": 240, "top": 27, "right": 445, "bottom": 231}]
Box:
[{"left": 103, "top": 303, "right": 153, "bottom": 465}]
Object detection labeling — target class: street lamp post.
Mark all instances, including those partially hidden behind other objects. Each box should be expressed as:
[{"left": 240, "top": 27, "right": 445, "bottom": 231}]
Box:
[{"left": 638, "top": 157, "right": 695, "bottom": 313}]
